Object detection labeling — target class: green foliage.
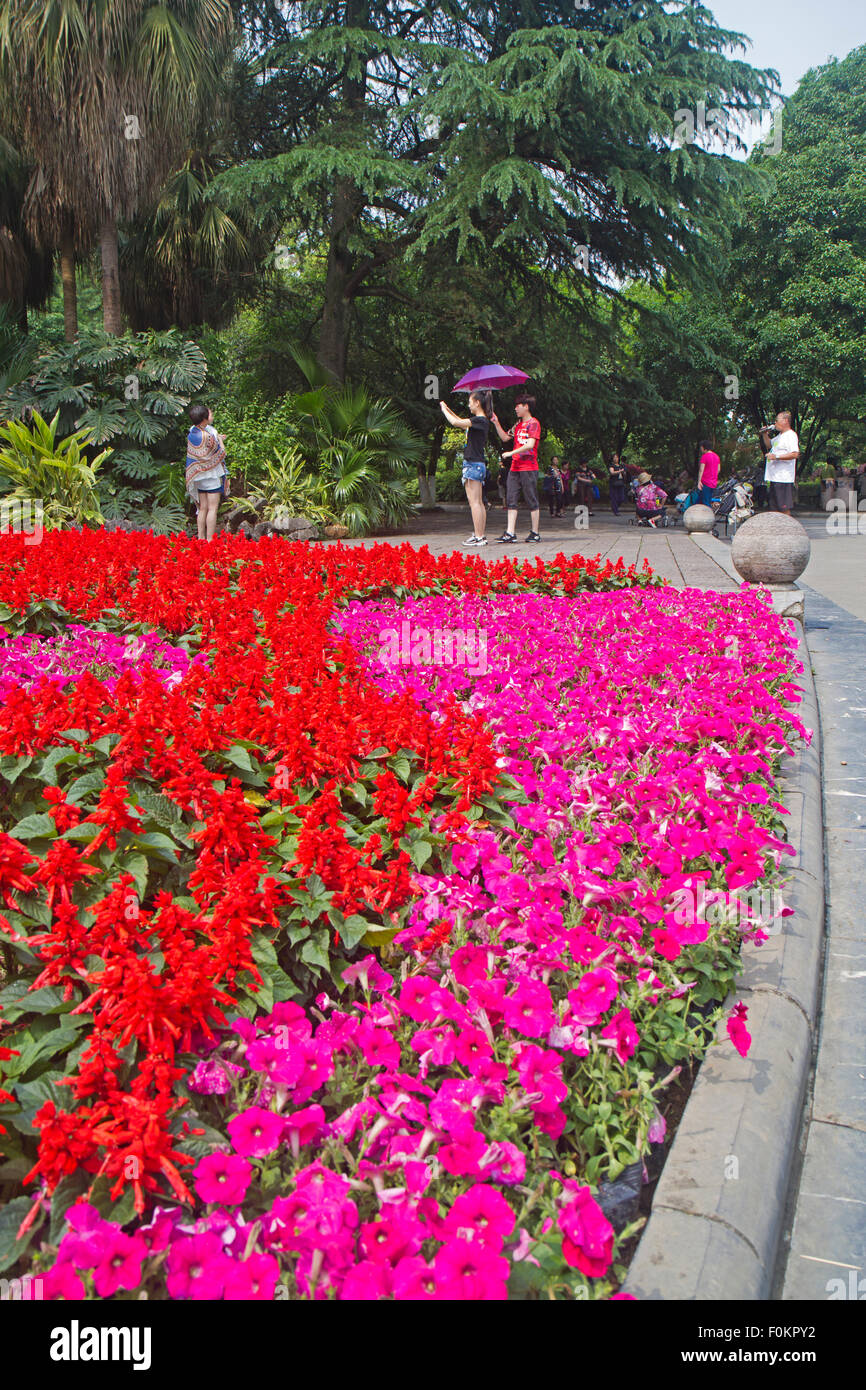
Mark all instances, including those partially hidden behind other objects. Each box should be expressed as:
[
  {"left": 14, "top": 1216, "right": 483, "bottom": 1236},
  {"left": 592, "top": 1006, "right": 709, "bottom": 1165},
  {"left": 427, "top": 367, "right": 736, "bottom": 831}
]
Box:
[
  {"left": 0, "top": 328, "right": 209, "bottom": 529},
  {"left": 724, "top": 44, "right": 866, "bottom": 468},
  {"left": 214, "top": 1, "right": 779, "bottom": 379},
  {"left": 217, "top": 394, "right": 300, "bottom": 489},
  {"left": 0, "top": 410, "right": 107, "bottom": 527}
]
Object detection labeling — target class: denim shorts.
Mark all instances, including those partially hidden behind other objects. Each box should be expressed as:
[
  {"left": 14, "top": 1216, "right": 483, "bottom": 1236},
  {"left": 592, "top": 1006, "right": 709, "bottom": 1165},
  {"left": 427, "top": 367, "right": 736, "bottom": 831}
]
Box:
[
  {"left": 197, "top": 482, "right": 225, "bottom": 494},
  {"left": 462, "top": 460, "right": 487, "bottom": 483}
]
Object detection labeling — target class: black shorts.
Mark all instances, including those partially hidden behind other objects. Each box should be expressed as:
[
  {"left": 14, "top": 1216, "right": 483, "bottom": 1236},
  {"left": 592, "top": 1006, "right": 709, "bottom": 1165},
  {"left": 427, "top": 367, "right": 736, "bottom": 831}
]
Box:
[
  {"left": 506, "top": 470, "right": 539, "bottom": 511},
  {"left": 769, "top": 481, "right": 794, "bottom": 510}
]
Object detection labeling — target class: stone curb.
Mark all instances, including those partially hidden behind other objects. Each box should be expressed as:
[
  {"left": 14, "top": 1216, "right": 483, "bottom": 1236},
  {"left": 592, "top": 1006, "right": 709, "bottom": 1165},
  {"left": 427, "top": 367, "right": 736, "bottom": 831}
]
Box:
[{"left": 625, "top": 620, "right": 824, "bottom": 1300}]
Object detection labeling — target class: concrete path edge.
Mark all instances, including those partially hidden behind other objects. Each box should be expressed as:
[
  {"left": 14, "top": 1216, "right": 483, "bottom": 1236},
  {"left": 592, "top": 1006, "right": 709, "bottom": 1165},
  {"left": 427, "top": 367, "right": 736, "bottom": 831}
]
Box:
[{"left": 624, "top": 621, "right": 824, "bottom": 1300}]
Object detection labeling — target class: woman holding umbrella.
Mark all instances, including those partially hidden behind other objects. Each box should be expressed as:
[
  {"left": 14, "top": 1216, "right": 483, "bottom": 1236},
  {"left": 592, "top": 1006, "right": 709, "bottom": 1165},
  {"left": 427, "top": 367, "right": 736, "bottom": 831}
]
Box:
[{"left": 439, "top": 390, "right": 493, "bottom": 545}]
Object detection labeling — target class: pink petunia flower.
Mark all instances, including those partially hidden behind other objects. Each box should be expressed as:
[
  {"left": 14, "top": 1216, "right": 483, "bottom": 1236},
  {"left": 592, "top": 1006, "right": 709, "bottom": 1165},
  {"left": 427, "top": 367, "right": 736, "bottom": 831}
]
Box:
[
  {"left": 727, "top": 1001, "right": 752, "bottom": 1057},
  {"left": 502, "top": 979, "right": 556, "bottom": 1038},
  {"left": 559, "top": 1187, "right": 615, "bottom": 1279},
  {"left": 223, "top": 1252, "right": 282, "bottom": 1300},
  {"left": 166, "top": 1233, "right": 234, "bottom": 1299},
  {"left": 227, "top": 1105, "right": 285, "bottom": 1158},
  {"left": 392, "top": 1255, "right": 440, "bottom": 1300},
  {"left": 433, "top": 1237, "right": 510, "bottom": 1300},
  {"left": 284, "top": 1104, "right": 327, "bottom": 1155},
  {"left": 567, "top": 968, "right": 619, "bottom": 1024},
  {"left": 600, "top": 1008, "right": 639, "bottom": 1065},
  {"left": 443, "top": 1185, "right": 515, "bottom": 1249},
  {"left": 89, "top": 1230, "right": 147, "bottom": 1297},
  {"left": 194, "top": 1151, "right": 253, "bottom": 1206}
]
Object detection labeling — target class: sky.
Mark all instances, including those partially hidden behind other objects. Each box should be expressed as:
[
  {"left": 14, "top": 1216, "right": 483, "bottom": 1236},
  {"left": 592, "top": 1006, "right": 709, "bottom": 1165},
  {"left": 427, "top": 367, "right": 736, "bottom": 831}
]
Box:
[{"left": 707, "top": 0, "right": 866, "bottom": 98}]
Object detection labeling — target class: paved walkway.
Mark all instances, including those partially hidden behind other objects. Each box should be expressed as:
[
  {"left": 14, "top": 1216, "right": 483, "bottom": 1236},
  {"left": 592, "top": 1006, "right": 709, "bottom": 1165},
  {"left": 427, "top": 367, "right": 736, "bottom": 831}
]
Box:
[
  {"left": 778, "top": 590, "right": 866, "bottom": 1301},
  {"left": 332, "top": 504, "right": 866, "bottom": 616}
]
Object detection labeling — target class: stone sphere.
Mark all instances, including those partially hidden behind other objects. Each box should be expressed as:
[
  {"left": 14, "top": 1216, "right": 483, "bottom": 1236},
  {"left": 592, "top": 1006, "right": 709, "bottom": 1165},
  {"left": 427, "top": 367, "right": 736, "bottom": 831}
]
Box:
[
  {"left": 683, "top": 503, "right": 716, "bottom": 534},
  {"left": 731, "top": 512, "right": 811, "bottom": 585}
]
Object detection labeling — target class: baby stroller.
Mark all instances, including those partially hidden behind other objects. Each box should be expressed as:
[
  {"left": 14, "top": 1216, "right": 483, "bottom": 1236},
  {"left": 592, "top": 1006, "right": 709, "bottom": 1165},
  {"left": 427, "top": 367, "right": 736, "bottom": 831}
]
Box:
[
  {"left": 712, "top": 477, "right": 754, "bottom": 537},
  {"left": 676, "top": 487, "right": 702, "bottom": 516}
]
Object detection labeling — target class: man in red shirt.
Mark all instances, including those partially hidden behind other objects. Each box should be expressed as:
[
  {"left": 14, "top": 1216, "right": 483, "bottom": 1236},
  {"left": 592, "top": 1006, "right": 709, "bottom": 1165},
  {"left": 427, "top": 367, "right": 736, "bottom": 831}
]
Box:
[
  {"left": 697, "top": 439, "right": 720, "bottom": 507},
  {"left": 491, "top": 395, "right": 542, "bottom": 542}
]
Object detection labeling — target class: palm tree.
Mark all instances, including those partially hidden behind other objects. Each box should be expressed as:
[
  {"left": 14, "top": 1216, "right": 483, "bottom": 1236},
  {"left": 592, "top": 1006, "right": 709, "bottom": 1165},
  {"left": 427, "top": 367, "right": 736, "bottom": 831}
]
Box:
[
  {"left": 0, "top": 0, "right": 235, "bottom": 336},
  {"left": 0, "top": 133, "right": 53, "bottom": 331},
  {"left": 120, "top": 150, "right": 282, "bottom": 330}
]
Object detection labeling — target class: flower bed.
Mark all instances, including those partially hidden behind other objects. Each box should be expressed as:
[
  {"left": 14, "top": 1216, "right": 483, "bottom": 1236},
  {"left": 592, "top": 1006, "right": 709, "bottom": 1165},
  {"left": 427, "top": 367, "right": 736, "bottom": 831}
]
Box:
[{"left": 0, "top": 530, "right": 806, "bottom": 1299}]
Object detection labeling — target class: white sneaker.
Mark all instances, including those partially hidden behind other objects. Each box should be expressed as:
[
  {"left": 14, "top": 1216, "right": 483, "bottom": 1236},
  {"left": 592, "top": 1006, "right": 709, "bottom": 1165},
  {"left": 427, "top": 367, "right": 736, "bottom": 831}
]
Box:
[
  {"left": 474, "top": 536, "right": 488, "bottom": 546},
  {"left": 463, "top": 535, "right": 480, "bottom": 545}
]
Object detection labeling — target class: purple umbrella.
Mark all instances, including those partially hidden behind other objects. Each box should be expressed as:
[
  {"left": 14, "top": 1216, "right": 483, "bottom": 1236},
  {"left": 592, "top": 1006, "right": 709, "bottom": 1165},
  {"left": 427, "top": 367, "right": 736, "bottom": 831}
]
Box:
[{"left": 452, "top": 364, "right": 529, "bottom": 392}]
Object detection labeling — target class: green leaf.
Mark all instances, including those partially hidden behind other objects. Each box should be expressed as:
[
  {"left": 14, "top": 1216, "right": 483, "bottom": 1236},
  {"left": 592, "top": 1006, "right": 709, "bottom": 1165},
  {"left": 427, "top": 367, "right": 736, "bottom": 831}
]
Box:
[
  {"left": 127, "top": 830, "right": 180, "bottom": 863},
  {"left": 224, "top": 744, "right": 254, "bottom": 772},
  {"left": 0, "top": 982, "right": 73, "bottom": 1020},
  {"left": 299, "top": 929, "right": 331, "bottom": 971},
  {"left": 389, "top": 753, "right": 411, "bottom": 781},
  {"left": 0, "top": 753, "right": 34, "bottom": 784},
  {"left": 361, "top": 924, "right": 400, "bottom": 949},
  {"left": 408, "top": 839, "right": 434, "bottom": 871},
  {"left": 87, "top": 1176, "right": 138, "bottom": 1227},
  {"left": 340, "top": 914, "right": 373, "bottom": 951},
  {"left": 0, "top": 1196, "right": 42, "bottom": 1274},
  {"left": 12, "top": 1075, "right": 75, "bottom": 1132},
  {"left": 67, "top": 768, "right": 107, "bottom": 802},
  {"left": 49, "top": 1171, "right": 92, "bottom": 1244},
  {"left": 119, "top": 853, "right": 149, "bottom": 900},
  {"left": 9, "top": 813, "right": 55, "bottom": 839}
]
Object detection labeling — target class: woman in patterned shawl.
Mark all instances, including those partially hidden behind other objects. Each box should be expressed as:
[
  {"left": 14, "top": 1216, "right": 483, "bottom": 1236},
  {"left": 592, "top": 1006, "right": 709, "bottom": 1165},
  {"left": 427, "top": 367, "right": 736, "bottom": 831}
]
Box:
[{"left": 187, "top": 404, "right": 229, "bottom": 540}]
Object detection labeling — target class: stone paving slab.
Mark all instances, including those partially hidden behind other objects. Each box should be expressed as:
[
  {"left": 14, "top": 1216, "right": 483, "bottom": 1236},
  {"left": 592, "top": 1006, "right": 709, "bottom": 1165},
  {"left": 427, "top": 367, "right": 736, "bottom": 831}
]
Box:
[
  {"left": 780, "top": 1121, "right": 866, "bottom": 1301},
  {"left": 824, "top": 831, "right": 866, "bottom": 943},
  {"left": 810, "top": 949, "right": 866, "bottom": 1133},
  {"left": 626, "top": 1208, "right": 765, "bottom": 1301},
  {"left": 780, "top": 588, "right": 866, "bottom": 1299}
]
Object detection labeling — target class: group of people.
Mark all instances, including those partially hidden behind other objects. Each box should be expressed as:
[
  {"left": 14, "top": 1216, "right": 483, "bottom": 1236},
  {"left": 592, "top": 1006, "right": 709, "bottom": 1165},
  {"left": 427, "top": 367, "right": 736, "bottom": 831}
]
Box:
[
  {"left": 440, "top": 392, "right": 806, "bottom": 542},
  {"left": 439, "top": 391, "right": 543, "bottom": 544},
  {"left": 184, "top": 387, "right": 804, "bottom": 547}
]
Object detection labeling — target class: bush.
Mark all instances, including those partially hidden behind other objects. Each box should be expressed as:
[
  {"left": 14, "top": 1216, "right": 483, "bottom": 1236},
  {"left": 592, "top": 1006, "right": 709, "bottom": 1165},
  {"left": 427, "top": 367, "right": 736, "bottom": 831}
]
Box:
[
  {"left": 0, "top": 412, "right": 108, "bottom": 528},
  {"left": 0, "top": 329, "right": 208, "bottom": 531}
]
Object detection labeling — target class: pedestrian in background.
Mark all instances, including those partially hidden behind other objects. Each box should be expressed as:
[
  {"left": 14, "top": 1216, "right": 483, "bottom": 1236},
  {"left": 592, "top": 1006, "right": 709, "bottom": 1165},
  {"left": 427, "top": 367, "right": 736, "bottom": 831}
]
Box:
[
  {"left": 697, "top": 439, "right": 720, "bottom": 506},
  {"left": 439, "top": 390, "right": 492, "bottom": 545},
  {"left": 609, "top": 453, "right": 627, "bottom": 515},
  {"left": 573, "top": 460, "right": 595, "bottom": 514},
  {"left": 635, "top": 470, "right": 667, "bottom": 527},
  {"left": 759, "top": 412, "right": 799, "bottom": 516},
  {"left": 555, "top": 457, "right": 571, "bottom": 506},
  {"left": 491, "top": 394, "right": 542, "bottom": 543},
  {"left": 186, "top": 404, "right": 229, "bottom": 541},
  {"left": 544, "top": 461, "right": 564, "bottom": 517}
]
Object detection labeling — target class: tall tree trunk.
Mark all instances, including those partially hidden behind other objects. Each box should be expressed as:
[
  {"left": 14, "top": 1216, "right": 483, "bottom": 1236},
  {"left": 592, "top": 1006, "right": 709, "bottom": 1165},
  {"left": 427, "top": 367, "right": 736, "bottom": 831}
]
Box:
[
  {"left": 318, "top": 1, "right": 369, "bottom": 382},
  {"left": 418, "top": 420, "right": 444, "bottom": 508},
  {"left": 60, "top": 231, "right": 78, "bottom": 341},
  {"left": 318, "top": 180, "right": 357, "bottom": 382},
  {"left": 99, "top": 217, "right": 123, "bottom": 335}
]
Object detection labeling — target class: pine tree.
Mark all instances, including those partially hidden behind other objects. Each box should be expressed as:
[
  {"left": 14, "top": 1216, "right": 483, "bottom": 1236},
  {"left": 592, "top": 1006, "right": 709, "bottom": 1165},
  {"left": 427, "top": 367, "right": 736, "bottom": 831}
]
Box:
[{"left": 220, "top": 0, "right": 779, "bottom": 378}]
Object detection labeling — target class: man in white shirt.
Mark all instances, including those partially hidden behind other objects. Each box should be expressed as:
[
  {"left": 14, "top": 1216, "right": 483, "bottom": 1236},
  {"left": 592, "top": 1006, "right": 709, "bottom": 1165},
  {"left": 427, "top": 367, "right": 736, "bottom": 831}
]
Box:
[{"left": 759, "top": 411, "right": 799, "bottom": 516}]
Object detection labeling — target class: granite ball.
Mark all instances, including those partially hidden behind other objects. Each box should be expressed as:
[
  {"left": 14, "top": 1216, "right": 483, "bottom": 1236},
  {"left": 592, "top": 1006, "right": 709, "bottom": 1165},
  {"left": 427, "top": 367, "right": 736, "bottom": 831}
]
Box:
[
  {"left": 731, "top": 512, "right": 811, "bottom": 585},
  {"left": 683, "top": 503, "right": 716, "bottom": 534}
]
